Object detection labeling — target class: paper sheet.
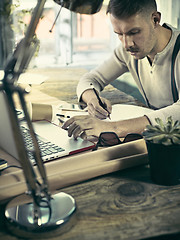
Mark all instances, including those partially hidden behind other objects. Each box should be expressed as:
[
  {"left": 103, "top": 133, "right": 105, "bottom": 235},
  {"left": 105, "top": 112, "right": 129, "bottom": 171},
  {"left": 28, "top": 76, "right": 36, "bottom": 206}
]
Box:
[
  {"left": 57, "top": 104, "right": 153, "bottom": 122},
  {"left": 109, "top": 104, "right": 154, "bottom": 121}
]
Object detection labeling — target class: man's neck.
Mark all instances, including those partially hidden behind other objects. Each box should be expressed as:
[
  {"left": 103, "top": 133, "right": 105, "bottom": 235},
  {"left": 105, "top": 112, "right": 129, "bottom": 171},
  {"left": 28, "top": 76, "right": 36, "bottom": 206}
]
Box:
[{"left": 148, "top": 25, "right": 172, "bottom": 63}]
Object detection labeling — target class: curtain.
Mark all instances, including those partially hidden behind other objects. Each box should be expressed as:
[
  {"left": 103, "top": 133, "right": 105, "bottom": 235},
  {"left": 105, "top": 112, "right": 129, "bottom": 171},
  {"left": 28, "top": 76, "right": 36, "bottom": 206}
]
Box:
[{"left": 0, "top": 0, "right": 14, "bottom": 70}]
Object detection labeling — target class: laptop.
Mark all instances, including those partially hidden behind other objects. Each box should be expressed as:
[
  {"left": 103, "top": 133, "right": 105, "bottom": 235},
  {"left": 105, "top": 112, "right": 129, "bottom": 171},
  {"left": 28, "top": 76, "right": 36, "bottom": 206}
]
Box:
[{"left": 0, "top": 90, "right": 95, "bottom": 164}]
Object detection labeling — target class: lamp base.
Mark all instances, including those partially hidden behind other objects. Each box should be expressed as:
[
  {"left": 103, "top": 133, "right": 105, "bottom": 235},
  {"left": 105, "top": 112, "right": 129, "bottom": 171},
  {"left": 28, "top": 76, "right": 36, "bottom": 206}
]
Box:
[{"left": 5, "top": 192, "right": 76, "bottom": 239}]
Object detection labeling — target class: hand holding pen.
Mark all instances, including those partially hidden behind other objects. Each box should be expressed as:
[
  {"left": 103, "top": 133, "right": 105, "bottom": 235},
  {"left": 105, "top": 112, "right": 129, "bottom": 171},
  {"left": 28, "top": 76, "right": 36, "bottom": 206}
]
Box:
[{"left": 91, "top": 87, "right": 111, "bottom": 120}]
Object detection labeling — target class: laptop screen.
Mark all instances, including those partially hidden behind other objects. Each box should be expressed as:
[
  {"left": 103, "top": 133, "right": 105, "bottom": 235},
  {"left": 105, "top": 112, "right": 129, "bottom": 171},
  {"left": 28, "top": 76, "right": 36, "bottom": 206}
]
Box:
[
  {"left": 0, "top": 91, "right": 19, "bottom": 159},
  {"left": 0, "top": 90, "right": 95, "bottom": 163}
]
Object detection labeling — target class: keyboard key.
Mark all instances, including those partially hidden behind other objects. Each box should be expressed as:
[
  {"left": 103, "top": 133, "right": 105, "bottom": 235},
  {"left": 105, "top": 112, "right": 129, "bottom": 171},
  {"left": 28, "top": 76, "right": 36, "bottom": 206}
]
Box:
[{"left": 20, "top": 126, "right": 65, "bottom": 164}]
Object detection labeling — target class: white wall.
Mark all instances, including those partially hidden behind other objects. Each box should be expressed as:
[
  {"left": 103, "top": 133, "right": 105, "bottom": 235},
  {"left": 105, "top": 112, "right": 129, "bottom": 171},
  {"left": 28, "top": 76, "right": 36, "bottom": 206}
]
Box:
[{"left": 157, "top": 0, "right": 180, "bottom": 29}]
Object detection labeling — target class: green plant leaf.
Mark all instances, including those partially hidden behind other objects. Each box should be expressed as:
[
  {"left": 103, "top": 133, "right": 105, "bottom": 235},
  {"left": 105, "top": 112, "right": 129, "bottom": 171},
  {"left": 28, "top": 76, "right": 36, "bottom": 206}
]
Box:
[
  {"left": 172, "top": 136, "right": 180, "bottom": 144},
  {"left": 155, "top": 118, "right": 165, "bottom": 130},
  {"left": 143, "top": 116, "right": 180, "bottom": 145}
]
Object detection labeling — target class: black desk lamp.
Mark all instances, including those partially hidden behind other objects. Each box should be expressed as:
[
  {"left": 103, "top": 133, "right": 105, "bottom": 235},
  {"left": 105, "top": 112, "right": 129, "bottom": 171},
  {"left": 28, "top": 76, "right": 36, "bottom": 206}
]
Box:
[
  {"left": 54, "top": 0, "right": 104, "bottom": 14},
  {"left": 3, "top": 0, "right": 103, "bottom": 238}
]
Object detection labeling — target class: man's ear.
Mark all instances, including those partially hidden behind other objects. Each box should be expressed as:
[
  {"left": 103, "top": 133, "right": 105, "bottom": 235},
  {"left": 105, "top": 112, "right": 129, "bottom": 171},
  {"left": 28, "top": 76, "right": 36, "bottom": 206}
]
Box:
[{"left": 152, "top": 11, "right": 161, "bottom": 25}]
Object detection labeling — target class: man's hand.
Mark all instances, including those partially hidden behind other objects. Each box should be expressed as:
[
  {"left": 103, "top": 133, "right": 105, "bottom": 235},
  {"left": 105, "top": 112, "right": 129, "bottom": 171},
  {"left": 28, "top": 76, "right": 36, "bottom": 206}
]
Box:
[
  {"left": 87, "top": 96, "right": 112, "bottom": 119},
  {"left": 62, "top": 115, "right": 109, "bottom": 140},
  {"left": 62, "top": 114, "right": 150, "bottom": 140},
  {"left": 81, "top": 89, "right": 112, "bottom": 119}
]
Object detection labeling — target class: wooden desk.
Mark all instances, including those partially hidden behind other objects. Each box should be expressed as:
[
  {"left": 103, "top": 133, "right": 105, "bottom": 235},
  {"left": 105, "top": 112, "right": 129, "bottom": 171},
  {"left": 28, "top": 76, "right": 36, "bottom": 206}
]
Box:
[
  {"left": 1, "top": 86, "right": 180, "bottom": 240},
  {"left": 1, "top": 165, "right": 180, "bottom": 240}
]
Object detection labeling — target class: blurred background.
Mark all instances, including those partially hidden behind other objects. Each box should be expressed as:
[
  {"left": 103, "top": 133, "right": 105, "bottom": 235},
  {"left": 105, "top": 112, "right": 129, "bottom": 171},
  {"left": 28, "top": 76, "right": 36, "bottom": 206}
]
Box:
[
  {"left": 0, "top": 0, "right": 113, "bottom": 69},
  {"left": 1, "top": 0, "right": 179, "bottom": 70}
]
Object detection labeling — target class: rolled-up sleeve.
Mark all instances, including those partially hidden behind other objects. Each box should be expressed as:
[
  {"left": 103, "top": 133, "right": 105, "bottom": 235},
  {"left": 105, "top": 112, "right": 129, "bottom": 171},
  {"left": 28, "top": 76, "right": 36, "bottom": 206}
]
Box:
[
  {"left": 145, "top": 100, "right": 180, "bottom": 125},
  {"left": 76, "top": 45, "right": 129, "bottom": 101}
]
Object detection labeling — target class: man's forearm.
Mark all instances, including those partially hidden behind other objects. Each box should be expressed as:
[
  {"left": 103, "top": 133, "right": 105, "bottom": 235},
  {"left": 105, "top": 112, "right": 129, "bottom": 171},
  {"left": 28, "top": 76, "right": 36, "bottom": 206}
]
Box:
[
  {"left": 110, "top": 115, "right": 150, "bottom": 137},
  {"left": 81, "top": 89, "right": 97, "bottom": 104}
]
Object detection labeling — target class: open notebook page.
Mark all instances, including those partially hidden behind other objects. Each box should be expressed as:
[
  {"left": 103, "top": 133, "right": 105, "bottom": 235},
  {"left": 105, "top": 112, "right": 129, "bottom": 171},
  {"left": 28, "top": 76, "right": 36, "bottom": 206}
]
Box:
[
  {"left": 59, "top": 104, "right": 153, "bottom": 121},
  {"left": 108, "top": 104, "right": 154, "bottom": 121}
]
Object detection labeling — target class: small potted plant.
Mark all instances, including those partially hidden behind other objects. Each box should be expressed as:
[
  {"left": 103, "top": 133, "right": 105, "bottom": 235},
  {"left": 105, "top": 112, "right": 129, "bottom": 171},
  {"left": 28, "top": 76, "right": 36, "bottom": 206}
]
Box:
[{"left": 143, "top": 116, "right": 180, "bottom": 186}]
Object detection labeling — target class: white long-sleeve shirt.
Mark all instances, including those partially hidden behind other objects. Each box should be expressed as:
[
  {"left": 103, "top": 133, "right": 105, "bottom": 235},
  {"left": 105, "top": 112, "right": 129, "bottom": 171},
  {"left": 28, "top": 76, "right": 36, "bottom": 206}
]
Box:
[{"left": 77, "top": 24, "right": 180, "bottom": 125}]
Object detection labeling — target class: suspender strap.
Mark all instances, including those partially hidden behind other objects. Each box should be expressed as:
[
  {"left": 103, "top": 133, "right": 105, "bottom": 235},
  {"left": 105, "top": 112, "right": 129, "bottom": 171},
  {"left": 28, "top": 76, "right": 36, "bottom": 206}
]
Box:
[
  {"left": 135, "top": 60, "right": 151, "bottom": 108},
  {"left": 135, "top": 33, "right": 180, "bottom": 108},
  {"left": 171, "top": 34, "right": 180, "bottom": 103}
]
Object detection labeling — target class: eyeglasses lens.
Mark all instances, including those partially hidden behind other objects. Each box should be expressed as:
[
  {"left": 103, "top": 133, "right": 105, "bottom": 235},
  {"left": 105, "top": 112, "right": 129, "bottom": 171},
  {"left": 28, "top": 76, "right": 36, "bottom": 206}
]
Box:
[
  {"left": 93, "top": 132, "right": 142, "bottom": 151},
  {"left": 100, "top": 132, "right": 121, "bottom": 146},
  {"left": 124, "top": 133, "right": 142, "bottom": 143}
]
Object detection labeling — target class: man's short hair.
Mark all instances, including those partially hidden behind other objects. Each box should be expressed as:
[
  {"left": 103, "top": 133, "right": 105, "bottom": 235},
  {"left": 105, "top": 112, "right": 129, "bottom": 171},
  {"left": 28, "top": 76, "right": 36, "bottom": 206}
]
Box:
[{"left": 106, "top": 0, "right": 157, "bottom": 19}]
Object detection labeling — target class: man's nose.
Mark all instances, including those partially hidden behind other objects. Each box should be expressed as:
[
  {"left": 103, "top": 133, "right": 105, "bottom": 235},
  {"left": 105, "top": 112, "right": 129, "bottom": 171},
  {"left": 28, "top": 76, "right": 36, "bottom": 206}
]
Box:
[{"left": 121, "top": 35, "right": 134, "bottom": 49}]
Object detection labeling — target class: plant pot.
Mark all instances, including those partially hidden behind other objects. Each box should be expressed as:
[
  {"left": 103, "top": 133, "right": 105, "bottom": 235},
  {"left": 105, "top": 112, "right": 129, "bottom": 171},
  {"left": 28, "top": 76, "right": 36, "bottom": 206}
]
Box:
[{"left": 146, "top": 141, "right": 180, "bottom": 186}]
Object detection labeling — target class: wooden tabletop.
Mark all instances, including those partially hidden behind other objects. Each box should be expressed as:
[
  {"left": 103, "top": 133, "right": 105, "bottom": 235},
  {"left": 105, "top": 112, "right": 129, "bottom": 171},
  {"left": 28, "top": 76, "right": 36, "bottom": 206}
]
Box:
[
  {"left": 1, "top": 83, "right": 180, "bottom": 240},
  {"left": 1, "top": 165, "right": 180, "bottom": 240},
  {"left": 49, "top": 166, "right": 180, "bottom": 240}
]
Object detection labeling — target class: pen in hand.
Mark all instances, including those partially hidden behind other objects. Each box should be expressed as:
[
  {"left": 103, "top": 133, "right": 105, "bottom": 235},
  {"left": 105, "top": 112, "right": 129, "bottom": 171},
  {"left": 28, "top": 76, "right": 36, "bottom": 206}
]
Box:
[{"left": 92, "top": 87, "right": 111, "bottom": 119}]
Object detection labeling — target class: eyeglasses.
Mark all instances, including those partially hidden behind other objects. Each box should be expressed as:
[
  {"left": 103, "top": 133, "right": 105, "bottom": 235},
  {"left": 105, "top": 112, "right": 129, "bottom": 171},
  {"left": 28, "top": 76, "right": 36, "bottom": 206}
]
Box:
[{"left": 92, "top": 132, "right": 143, "bottom": 151}]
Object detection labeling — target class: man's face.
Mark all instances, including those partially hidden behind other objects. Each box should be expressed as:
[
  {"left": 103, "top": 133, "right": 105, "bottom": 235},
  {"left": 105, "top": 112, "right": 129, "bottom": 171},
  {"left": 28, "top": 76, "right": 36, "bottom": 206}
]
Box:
[{"left": 110, "top": 13, "right": 157, "bottom": 60}]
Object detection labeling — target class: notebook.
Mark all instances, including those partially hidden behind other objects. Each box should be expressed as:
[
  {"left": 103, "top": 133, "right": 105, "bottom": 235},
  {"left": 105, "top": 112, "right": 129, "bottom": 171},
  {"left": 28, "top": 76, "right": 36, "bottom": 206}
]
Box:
[
  {"left": 109, "top": 104, "right": 154, "bottom": 121},
  {"left": 0, "top": 90, "right": 95, "bottom": 164}
]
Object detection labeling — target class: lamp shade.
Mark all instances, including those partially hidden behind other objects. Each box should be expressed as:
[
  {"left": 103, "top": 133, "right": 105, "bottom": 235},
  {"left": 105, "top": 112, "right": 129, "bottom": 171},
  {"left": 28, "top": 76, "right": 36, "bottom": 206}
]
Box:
[{"left": 54, "top": 0, "right": 104, "bottom": 14}]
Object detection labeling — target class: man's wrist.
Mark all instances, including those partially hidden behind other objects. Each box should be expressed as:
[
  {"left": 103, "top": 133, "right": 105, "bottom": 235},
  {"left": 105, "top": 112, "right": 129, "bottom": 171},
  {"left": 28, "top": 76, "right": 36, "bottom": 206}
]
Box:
[{"left": 81, "top": 89, "right": 96, "bottom": 104}]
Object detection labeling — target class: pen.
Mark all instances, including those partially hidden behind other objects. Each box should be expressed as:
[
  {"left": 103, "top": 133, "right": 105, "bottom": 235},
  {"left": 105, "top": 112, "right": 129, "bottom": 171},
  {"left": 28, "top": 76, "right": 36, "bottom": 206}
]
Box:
[
  {"left": 56, "top": 114, "right": 71, "bottom": 118},
  {"left": 56, "top": 114, "right": 71, "bottom": 126},
  {"left": 92, "top": 87, "right": 111, "bottom": 119},
  {"left": 57, "top": 116, "right": 69, "bottom": 130},
  {"left": 58, "top": 118, "right": 65, "bottom": 124},
  {"left": 57, "top": 108, "right": 86, "bottom": 112}
]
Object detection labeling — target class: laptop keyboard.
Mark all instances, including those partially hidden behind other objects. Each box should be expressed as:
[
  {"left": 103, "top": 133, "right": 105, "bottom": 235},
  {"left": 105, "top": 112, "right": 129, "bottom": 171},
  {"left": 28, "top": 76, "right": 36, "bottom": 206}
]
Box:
[{"left": 21, "top": 126, "right": 65, "bottom": 164}]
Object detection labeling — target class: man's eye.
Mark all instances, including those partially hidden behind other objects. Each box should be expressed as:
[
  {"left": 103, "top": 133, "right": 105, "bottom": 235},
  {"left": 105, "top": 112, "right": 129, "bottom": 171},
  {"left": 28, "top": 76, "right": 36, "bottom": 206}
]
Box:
[{"left": 130, "top": 31, "right": 140, "bottom": 35}]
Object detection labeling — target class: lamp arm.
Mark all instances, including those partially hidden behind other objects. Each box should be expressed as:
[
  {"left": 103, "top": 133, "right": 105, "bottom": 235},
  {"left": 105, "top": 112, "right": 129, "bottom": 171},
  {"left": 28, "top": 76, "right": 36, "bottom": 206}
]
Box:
[
  {"left": 18, "top": 87, "right": 50, "bottom": 194},
  {"left": 1, "top": 82, "right": 47, "bottom": 200},
  {"left": 3, "top": 0, "right": 50, "bottom": 205},
  {"left": 3, "top": 0, "right": 107, "bottom": 236}
]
